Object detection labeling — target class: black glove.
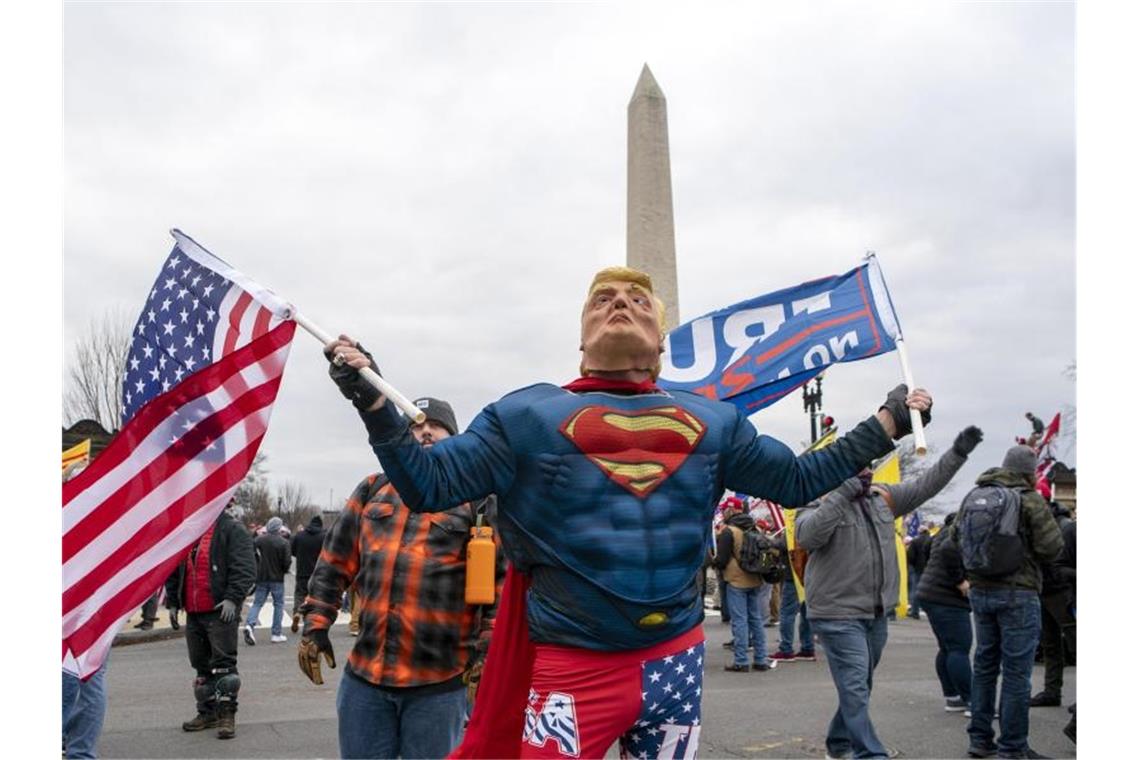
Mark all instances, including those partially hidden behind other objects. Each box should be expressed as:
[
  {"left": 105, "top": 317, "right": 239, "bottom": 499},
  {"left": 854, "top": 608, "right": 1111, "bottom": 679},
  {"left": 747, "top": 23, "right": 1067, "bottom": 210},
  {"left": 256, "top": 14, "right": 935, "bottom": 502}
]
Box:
[
  {"left": 879, "top": 383, "right": 932, "bottom": 440},
  {"left": 326, "top": 342, "right": 383, "bottom": 411},
  {"left": 952, "top": 425, "right": 984, "bottom": 457},
  {"left": 298, "top": 627, "right": 336, "bottom": 685}
]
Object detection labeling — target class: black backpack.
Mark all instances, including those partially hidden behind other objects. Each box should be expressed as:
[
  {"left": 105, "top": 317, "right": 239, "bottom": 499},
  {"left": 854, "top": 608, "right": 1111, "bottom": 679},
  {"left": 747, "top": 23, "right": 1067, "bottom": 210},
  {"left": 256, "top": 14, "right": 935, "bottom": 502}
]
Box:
[
  {"left": 737, "top": 528, "right": 783, "bottom": 583},
  {"left": 957, "top": 485, "right": 1025, "bottom": 579}
]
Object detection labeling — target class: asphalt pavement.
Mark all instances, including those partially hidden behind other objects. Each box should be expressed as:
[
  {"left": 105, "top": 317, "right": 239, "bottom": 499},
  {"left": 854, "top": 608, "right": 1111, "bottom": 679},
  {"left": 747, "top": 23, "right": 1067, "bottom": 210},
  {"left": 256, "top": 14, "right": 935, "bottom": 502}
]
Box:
[{"left": 97, "top": 577, "right": 1077, "bottom": 759}]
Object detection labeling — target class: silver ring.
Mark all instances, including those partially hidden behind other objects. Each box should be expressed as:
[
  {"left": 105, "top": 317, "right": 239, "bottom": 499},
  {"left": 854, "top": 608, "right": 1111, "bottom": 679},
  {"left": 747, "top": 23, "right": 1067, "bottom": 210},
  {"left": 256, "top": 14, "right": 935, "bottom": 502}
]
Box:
[{"left": 333, "top": 353, "right": 346, "bottom": 367}]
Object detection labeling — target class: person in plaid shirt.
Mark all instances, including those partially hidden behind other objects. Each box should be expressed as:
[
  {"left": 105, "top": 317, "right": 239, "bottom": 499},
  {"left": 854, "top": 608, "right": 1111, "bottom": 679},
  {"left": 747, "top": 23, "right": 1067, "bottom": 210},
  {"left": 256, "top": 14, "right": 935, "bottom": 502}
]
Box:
[{"left": 299, "top": 397, "right": 504, "bottom": 759}]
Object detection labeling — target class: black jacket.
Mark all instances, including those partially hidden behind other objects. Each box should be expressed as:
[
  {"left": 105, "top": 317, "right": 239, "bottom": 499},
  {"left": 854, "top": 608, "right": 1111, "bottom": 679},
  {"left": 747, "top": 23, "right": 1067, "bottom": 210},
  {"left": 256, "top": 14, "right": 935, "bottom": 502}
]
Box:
[
  {"left": 907, "top": 530, "right": 932, "bottom": 574},
  {"left": 916, "top": 529, "right": 970, "bottom": 610},
  {"left": 1041, "top": 505, "right": 1077, "bottom": 595},
  {"left": 165, "top": 511, "right": 256, "bottom": 609},
  {"left": 254, "top": 531, "right": 291, "bottom": 582},
  {"left": 291, "top": 518, "right": 326, "bottom": 581}
]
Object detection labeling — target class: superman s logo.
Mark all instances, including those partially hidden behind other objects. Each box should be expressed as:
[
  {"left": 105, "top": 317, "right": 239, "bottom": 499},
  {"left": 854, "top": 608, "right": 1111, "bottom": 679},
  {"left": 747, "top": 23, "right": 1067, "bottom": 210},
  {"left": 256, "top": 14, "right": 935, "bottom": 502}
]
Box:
[{"left": 559, "top": 405, "right": 707, "bottom": 497}]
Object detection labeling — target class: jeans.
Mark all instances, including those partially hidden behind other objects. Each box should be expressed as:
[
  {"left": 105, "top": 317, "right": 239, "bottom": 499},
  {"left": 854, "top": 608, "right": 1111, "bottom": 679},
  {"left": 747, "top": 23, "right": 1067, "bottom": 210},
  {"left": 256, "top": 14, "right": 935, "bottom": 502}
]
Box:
[
  {"left": 777, "top": 578, "right": 814, "bottom": 654},
  {"left": 726, "top": 584, "right": 769, "bottom": 665},
  {"left": 813, "top": 617, "right": 889, "bottom": 759},
  {"left": 336, "top": 670, "right": 467, "bottom": 759},
  {"left": 967, "top": 588, "right": 1041, "bottom": 755},
  {"left": 246, "top": 581, "right": 286, "bottom": 636},
  {"left": 922, "top": 601, "right": 973, "bottom": 701},
  {"left": 907, "top": 567, "right": 922, "bottom": 616},
  {"left": 62, "top": 663, "right": 107, "bottom": 759}
]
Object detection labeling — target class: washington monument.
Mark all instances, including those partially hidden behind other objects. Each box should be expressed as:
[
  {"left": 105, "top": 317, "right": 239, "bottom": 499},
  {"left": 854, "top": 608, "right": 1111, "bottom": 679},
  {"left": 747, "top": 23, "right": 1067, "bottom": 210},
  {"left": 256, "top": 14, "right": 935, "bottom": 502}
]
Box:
[{"left": 626, "top": 64, "right": 680, "bottom": 331}]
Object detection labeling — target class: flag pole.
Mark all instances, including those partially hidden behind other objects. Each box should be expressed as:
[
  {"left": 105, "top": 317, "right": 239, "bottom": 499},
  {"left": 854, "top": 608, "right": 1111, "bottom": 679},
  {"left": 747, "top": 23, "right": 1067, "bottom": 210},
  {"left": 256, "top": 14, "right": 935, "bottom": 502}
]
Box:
[
  {"left": 864, "top": 251, "right": 926, "bottom": 456},
  {"left": 288, "top": 309, "right": 426, "bottom": 425},
  {"left": 894, "top": 337, "right": 927, "bottom": 455}
]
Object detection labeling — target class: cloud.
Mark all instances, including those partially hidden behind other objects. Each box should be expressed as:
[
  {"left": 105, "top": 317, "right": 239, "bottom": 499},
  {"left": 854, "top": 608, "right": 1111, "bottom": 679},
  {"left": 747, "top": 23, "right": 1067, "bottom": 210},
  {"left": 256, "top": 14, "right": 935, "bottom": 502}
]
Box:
[{"left": 64, "top": 2, "right": 1075, "bottom": 509}]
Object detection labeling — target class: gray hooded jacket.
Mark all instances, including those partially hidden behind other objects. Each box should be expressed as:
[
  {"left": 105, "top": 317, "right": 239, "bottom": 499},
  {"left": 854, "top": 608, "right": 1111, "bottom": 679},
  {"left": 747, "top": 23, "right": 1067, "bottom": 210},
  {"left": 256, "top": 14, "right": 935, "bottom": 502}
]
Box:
[{"left": 795, "top": 447, "right": 967, "bottom": 620}]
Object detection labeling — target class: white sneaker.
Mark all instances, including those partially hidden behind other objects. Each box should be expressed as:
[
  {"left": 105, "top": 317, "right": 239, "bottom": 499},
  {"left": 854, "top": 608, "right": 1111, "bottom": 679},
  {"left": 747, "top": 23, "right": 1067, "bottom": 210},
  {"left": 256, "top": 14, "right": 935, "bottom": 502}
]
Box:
[
  {"left": 270, "top": 634, "right": 287, "bottom": 643},
  {"left": 242, "top": 624, "right": 256, "bottom": 646}
]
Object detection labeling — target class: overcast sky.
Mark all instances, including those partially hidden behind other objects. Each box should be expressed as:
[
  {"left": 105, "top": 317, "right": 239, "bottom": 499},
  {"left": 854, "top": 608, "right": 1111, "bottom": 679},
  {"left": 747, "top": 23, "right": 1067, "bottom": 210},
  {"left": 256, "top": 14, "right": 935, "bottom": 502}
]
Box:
[{"left": 63, "top": 1, "right": 1075, "bottom": 515}]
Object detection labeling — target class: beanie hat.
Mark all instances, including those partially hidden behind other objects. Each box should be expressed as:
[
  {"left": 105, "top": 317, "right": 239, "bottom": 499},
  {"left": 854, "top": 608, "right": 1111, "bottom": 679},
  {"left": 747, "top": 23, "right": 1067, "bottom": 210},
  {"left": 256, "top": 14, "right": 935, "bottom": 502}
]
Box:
[
  {"left": 308, "top": 514, "right": 323, "bottom": 528},
  {"left": 412, "top": 397, "right": 458, "bottom": 436},
  {"left": 266, "top": 516, "right": 283, "bottom": 534},
  {"left": 1001, "top": 445, "right": 1037, "bottom": 476}
]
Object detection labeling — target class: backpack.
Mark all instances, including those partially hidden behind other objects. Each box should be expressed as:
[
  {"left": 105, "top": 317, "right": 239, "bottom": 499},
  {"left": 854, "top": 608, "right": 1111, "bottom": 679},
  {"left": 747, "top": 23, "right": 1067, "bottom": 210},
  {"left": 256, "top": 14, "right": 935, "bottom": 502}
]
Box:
[
  {"left": 957, "top": 485, "right": 1025, "bottom": 579},
  {"left": 736, "top": 528, "right": 783, "bottom": 583}
]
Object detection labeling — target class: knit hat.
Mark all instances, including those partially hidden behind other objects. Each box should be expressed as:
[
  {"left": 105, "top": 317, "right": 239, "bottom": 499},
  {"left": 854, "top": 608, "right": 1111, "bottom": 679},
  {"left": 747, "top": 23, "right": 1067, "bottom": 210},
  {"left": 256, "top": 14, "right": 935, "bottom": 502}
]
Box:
[
  {"left": 412, "top": 397, "right": 458, "bottom": 436},
  {"left": 266, "top": 516, "right": 283, "bottom": 534},
  {"left": 1001, "top": 445, "right": 1037, "bottom": 476}
]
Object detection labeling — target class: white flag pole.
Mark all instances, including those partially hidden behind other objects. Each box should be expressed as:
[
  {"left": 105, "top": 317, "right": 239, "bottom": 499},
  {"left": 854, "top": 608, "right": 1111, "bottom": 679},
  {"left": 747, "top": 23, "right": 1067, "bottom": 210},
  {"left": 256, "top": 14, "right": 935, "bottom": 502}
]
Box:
[
  {"left": 288, "top": 309, "right": 426, "bottom": 425},
  {"left": 893, "top": 338, "right": 927, "bottom": 455},
  {"left": 864, "top": 251, "right": 926, "bottom": 455}
]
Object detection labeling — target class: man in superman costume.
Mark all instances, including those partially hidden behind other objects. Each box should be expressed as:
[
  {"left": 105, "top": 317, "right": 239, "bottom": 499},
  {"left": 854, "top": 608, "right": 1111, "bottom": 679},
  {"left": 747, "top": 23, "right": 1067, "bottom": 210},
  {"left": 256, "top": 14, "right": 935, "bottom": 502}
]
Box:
[{"left": 312, "top": 266, "right": 932, "bottom": 759}]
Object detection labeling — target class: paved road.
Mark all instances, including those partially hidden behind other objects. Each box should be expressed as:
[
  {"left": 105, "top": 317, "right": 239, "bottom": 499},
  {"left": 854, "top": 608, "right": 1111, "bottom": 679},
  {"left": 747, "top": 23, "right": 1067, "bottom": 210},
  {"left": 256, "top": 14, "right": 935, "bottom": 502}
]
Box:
[{"left": 99, "top": 604, "right": 1076, "bottom": 759}]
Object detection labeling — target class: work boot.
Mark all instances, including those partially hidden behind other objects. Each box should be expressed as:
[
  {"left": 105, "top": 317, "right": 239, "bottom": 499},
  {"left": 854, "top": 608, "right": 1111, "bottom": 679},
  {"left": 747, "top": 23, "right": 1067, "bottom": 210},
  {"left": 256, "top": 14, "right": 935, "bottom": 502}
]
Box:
[
  {"left": 216, "top": 709, "right": 236, "bottom": 739},
  {"left": 181, "top": 712, "right": 218, "bottom": 732},
  {"left": 291, "top": 613, "right": 301, "bottom": 633}
]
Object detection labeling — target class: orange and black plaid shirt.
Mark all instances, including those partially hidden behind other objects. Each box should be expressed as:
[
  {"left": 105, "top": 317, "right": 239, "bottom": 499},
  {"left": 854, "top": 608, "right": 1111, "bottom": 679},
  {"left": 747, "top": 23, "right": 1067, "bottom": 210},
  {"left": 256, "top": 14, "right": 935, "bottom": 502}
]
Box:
[{"left": 304, "top": 473, "right": 505, "bottom": 689}]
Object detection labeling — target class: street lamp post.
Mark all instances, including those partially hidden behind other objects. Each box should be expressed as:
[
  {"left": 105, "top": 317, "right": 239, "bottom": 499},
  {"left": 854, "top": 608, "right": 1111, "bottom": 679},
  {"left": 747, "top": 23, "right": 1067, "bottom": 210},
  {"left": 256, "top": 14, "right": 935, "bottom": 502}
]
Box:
[{"left": 802, "top": 376, "right": 823, "bottom": 443}]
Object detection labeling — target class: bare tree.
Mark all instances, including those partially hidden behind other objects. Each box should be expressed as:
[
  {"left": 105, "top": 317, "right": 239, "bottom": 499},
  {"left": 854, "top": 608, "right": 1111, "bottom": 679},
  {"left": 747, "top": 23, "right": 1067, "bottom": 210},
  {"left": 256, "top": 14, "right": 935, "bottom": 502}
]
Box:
[
  {"left": 275, "top": 480, "right": 320, "bottom": 533},
  {"left": 232, "top": 452, "right": 272, "bottom": 527},
  {"left": 64, "top": 307, "right": 134, "bottom": 429},
  {"left": 894, "top": 439, "right": 954, "bottom": 517}
]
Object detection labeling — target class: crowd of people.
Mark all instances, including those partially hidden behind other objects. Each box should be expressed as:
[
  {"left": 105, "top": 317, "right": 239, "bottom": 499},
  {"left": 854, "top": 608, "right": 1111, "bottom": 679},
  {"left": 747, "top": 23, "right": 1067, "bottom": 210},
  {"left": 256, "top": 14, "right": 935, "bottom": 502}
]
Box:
[{"left": 62, "top": 265, "right": 1077, "bottom": 760}]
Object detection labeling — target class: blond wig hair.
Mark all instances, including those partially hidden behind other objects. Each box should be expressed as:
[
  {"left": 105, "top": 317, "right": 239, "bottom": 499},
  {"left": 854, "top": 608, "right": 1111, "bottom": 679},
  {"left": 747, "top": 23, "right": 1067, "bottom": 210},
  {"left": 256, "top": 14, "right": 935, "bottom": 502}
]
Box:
[{"left": 579, "top": 266, "right": 667, "bottom": 378}]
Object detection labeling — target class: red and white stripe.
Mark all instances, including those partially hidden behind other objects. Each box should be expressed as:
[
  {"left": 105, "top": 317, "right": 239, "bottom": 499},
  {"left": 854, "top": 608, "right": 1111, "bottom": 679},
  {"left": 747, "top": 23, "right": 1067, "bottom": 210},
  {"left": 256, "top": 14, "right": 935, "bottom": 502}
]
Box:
[
  {"left": 212, "top": 282, "right": 285, "bottom": 359},
  {"left": 62, "top": 321, "right": 295, "bottom": 679},
  {"left": 1034, "top": 412, "right": 1061, "bottom": 457},
  {"left": 764, "top": 499, "right": 787, "bottom": 534}
]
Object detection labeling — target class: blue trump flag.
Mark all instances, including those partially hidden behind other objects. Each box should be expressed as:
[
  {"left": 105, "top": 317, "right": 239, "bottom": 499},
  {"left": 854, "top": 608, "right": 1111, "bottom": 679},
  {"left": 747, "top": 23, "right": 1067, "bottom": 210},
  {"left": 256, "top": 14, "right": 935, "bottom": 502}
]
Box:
[{"left": 658, "top": 256, "right": 902, "bottom": 414}]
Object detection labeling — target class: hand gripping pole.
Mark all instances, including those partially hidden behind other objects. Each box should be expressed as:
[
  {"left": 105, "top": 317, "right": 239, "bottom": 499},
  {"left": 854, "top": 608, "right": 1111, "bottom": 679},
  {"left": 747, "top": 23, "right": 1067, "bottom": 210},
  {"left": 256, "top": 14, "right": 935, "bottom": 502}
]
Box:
[{"left": 288, "top": 309, "right": 426, "bottom": 424}]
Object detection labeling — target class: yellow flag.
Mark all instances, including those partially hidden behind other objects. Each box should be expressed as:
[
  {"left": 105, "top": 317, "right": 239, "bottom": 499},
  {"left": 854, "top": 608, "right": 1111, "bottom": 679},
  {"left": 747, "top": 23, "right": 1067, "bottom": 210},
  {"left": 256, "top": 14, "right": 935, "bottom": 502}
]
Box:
[
  {"left": 62, "top": 439, "right": 91, "bottom": 471},
  {"left": 787, "top": 428, "right": 840, "bottom": 601},
  {"left": 871, "top": 452, "right": 909, "bottom": 617}
]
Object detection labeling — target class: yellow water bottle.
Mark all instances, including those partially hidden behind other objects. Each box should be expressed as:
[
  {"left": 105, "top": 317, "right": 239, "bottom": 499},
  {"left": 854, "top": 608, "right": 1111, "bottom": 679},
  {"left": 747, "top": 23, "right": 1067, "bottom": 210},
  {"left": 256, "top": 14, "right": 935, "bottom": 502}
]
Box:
[{"left": 465, "top": 518, "right": 496, "bottom": 605}]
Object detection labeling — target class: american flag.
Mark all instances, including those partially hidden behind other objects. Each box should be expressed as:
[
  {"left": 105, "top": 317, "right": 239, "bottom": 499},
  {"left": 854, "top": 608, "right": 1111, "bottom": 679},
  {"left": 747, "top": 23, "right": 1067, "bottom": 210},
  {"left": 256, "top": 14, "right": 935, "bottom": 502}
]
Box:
[
  {"left": 1033, "top": 412, "right": 1062, "bottom": 500},
  {"left": 760, "top": 498, "right": 786, "bottom": 534},
  {"left": 905, "top": 510, "right": 922, "bottom": 539},
  {"left": 62, "top": 230, "right": 296, "bottom": 678}
]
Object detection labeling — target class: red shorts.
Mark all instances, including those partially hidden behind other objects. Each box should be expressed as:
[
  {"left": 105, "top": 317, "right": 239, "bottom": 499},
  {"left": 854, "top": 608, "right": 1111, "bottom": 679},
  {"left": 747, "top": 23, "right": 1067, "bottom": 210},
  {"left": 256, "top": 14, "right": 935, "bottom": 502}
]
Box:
[{"left": 520, "top": 625, "right": 705, "bottom": 759}]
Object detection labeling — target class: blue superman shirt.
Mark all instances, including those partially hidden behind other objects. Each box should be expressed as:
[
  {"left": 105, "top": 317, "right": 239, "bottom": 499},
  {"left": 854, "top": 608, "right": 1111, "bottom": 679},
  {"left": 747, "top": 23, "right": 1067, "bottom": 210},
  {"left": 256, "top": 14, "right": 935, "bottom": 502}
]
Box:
[{"left": 358, "top": 381, "right": 892, "bottom": 651}]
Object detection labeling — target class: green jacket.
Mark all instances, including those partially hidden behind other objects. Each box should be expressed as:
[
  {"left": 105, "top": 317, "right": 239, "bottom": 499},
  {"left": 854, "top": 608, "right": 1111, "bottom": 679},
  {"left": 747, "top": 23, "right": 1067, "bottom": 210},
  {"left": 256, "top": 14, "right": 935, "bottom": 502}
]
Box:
[{"left": 951, "top": 467, "right": 1063, "bottom": 592}]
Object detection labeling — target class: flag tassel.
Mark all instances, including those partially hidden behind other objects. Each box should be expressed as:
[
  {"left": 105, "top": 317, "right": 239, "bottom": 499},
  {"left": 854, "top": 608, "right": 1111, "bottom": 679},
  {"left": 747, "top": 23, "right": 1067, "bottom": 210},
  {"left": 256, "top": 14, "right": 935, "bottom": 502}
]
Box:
[{"left": 288, "top": 309, "right": 426, "bottom": 424}]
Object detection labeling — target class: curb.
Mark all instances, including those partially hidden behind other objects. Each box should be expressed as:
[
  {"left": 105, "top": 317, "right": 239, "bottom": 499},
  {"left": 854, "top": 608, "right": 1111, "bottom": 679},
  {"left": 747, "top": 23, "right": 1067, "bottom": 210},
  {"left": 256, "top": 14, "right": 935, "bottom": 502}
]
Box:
[{"left": 113, "top": 627, "right": 185, "bottom": 647}]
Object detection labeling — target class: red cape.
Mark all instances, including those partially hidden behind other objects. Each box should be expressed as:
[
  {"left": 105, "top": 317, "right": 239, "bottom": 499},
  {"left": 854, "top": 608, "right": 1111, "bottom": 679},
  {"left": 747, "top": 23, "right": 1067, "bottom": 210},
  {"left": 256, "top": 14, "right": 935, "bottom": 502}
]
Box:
[
  {"left": 448, "top": 565, "right": 533, "bottom": 758},
  {"left": 449, "top": 377, "right": 660, "bottom": 758}
]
